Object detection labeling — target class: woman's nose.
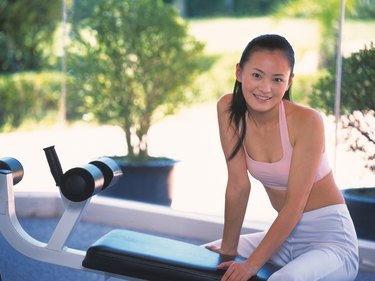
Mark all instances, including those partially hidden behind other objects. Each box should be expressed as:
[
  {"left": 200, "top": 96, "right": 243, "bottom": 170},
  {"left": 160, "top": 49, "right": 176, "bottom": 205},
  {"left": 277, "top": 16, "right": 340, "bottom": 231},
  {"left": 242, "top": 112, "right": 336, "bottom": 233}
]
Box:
[{"left": 258, "top": 79, "right": 271, "bottom": 93}]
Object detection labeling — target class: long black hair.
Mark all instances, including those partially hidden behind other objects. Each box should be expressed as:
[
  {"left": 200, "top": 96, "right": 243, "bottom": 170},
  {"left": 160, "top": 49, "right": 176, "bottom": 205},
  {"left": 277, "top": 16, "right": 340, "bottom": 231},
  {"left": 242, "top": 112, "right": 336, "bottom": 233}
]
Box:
[{"left": 228, "top": 34, "right": 295, "bottom": 161}]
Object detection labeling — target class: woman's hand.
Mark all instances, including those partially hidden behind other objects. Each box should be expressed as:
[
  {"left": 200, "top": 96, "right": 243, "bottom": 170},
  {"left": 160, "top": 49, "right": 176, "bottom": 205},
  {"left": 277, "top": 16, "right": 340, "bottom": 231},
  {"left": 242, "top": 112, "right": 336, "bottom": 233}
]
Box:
[
  {"left": 206, "top": 245, "right": 256, "bottom": 280},
  {"left": 217, "top": 261, "right": 257, "bottom": 281},
  {"left": 205, "top": 245, "right": 222, "bottom": 254},
  {"left": 205, "top": 245, "right": 237, "bottom": 258},
  {"left": 206, "top": 246, "right": 238, "bottom": 262}
]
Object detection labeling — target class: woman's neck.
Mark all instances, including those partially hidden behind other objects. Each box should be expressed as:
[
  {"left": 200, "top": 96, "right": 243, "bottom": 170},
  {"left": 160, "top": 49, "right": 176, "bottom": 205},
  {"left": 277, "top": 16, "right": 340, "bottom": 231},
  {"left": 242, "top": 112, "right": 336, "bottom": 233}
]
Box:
[{"left": 247, "top": 101, "right": 280, "bottom": 129}]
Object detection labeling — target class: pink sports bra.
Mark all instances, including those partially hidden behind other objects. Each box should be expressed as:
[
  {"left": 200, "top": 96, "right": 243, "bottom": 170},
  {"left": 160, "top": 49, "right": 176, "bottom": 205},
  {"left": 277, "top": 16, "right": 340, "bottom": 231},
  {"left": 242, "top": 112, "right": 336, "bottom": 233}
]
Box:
[{"left": 244, "top": 101, "right": 331, "bottom": 190}]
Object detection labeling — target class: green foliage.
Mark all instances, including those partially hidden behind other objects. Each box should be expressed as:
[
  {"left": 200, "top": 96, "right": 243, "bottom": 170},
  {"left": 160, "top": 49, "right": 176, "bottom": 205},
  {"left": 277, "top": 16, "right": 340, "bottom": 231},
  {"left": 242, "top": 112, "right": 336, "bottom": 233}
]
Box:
[
  {"left": 0, "top": 0, "right": 61, "bottom": 72},
  {"left": 350, "top": 0, "right": 375, "bottom": 19},
  {"left": 310, "top": 43, "right": 375, "bottom": 170},
  {"left": 275, "top": 0, "right": 356, "bottom": 67},
  {"left": 310, "top": 43, "right": 375, "bottom": 114},
  {"left": 178, "top": 0, "right": 375, "bottom": 19},
  {"left": 290, "top": 73, "right": 321, "bottom": 105},
  {"left": 184, "top": 0, "right": 282, "bottom": 17},
  {"left": 68, "top": 0, "right": 206, "bottom": 159},
  {"left": 0, "top": 72, "right": 62, "bottom": 131}
]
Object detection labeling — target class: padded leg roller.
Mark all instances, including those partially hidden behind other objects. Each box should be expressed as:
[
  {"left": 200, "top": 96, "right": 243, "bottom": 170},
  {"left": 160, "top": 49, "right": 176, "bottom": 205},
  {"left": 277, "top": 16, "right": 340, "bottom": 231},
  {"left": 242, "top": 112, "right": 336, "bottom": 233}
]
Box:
[
  {"left": 83, "top": 229, "right": 279, "bottom": 281},
  {"left": 0, "top": 157, "right": 23, "bottom": 185}
]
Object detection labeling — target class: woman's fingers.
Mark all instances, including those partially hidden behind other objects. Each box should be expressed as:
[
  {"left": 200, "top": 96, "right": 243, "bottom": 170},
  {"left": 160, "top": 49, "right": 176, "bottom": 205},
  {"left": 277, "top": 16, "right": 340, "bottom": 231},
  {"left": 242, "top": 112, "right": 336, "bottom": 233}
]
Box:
[
  {"left": 220, "top": 262, "right": 255, "bottom": 281},
  {"left": 205, "top": 245, "right": 221, "bottom": 253},
  {"left": 217, "top": 261, "right": 234, "bottom": 270}
]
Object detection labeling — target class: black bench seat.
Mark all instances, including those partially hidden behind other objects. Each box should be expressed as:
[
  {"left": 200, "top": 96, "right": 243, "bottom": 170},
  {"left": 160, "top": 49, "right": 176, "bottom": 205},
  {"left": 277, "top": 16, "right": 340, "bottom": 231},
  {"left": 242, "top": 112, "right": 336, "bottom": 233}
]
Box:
[{"left": 83, "top": 229, "right": 279, "bottom": 281}]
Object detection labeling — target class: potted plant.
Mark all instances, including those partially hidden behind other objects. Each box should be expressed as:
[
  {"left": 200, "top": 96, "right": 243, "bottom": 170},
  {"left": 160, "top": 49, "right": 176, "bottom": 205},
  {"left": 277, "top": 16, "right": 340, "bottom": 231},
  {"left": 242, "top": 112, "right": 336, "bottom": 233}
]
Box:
[
  {"left": 68, "top": 0, "right": 205, "bottom": 205},
  {"left": 310, "top": 43, "right": 375, "bottom": 239},
  {"left": 341, "top": 188, "right": 375, "bottom": 240}
]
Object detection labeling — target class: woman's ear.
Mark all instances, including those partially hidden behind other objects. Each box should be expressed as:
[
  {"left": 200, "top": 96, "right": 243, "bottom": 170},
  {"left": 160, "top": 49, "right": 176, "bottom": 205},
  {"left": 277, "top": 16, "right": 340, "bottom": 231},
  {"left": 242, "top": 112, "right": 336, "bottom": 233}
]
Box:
[
  {"left": 287, "top": 73, "right": 295, "bottom": 90},
  {"left": 235, "top": 63, "right": 242, "bottom": 82}
]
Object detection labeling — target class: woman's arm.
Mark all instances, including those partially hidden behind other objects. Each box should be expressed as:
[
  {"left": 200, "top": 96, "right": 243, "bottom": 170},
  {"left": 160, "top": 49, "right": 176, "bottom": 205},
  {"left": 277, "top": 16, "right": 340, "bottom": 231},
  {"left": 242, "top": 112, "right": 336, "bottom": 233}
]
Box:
[
  {"left": 211, "top": 94, "right": 251, "bottom": 256},
  {"left": 218, "top": 105, "right": 328, "bottom": 281},
  {"left": 245, "top": 106, "right": 327, "bottom": 271}
]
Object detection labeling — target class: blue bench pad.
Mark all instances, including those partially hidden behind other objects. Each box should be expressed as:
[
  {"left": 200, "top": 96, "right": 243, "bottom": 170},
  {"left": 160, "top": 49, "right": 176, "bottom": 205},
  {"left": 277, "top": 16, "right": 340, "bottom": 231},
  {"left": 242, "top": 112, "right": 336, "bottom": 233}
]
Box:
[{"left": 82, "top": 229, "right": 279, "bottom": 280}]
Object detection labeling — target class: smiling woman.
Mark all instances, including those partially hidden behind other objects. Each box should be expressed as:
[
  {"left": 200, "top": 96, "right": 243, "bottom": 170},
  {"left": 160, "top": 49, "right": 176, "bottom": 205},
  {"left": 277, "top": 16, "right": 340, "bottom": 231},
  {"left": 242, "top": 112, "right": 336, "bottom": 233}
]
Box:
[
  {"left": 236, "top": 50, "right": 293, "bottom": 112},
  {"left": 204, "top": 34, "right": 359, "bottom": 281}
]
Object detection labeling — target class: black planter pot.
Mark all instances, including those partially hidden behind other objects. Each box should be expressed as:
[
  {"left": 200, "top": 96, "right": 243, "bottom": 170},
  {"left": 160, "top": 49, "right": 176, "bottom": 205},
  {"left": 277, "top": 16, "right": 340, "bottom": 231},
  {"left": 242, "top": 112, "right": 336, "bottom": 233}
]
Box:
[
  {"left": 99, "top": 158, "right": 176, "bottom": 206},
  {"left": 342, "top": 187, "right": 375, "bottom": 241}
]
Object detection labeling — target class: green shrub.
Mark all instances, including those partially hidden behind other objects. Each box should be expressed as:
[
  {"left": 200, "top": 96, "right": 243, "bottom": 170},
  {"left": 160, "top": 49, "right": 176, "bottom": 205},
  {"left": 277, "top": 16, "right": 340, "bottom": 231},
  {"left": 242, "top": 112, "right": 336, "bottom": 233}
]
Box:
[
  {"left": 68, "top": 0, "right": 206, "bottom": 160},
  {"left": 310, "top": 43, "right": 375, "bottom": 114},
  {"left": 184, "top": 0, "right": 281, "bottom": 17},
  {"left": 310, "top": 43, "right": 375, "bottom": 170},
  {"left": 0, "top": 1, "right": 61, "bottom": 72},
  {"left": 0, "top": 72, "right": 62, "bottom": 131}
]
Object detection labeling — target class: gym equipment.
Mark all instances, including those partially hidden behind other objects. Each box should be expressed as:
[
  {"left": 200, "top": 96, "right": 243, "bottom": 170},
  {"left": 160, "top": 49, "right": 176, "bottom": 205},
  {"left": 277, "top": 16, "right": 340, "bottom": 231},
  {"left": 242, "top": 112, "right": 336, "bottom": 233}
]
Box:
[{"left": 0, "top": 147, "right": 279, "bottom": 280}]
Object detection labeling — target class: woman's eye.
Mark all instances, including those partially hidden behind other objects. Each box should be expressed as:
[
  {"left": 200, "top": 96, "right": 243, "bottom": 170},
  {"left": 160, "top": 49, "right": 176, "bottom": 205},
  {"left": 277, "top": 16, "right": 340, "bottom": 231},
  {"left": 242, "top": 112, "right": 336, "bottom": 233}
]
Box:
[
  {"left": 252, "top": 73, "right": 261, "bottom": 78},
  {"left": 274, "top": 77, "right": 283, "bottom": 82}
]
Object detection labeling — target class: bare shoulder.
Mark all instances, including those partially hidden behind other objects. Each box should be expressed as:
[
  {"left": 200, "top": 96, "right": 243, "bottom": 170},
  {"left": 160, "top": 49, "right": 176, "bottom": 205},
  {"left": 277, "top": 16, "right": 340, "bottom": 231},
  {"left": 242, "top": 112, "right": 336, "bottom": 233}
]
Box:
[
  {"left": 217, "top": 93, "right": 233, "bottom": 114},
  {"left": 285, "top": 101, "right": 323, "bottom": 125},
  {"left": 284, "top": 101, "right": 324, "bottom": 141}
]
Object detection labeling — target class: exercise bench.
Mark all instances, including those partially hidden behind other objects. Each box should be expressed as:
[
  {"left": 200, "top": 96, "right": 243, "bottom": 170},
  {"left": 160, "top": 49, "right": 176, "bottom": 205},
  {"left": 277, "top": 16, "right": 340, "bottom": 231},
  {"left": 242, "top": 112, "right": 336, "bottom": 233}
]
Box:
[{"left": 0, "top": 147, "right": 279, "bottom": 280}]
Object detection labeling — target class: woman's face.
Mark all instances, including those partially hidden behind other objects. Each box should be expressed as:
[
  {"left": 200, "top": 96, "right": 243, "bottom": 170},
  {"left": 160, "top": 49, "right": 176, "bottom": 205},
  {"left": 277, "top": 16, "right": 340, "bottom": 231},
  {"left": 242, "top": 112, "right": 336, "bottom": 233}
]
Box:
[{"left": 236, "top": 49, "right": 294, "bottom": 112}]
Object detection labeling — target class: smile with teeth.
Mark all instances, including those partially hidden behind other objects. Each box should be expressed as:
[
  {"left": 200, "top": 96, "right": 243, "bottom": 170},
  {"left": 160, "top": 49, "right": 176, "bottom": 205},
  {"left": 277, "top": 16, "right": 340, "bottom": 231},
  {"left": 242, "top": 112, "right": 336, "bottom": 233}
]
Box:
[{"left": 253, "top": 94, "right": 271, "bottom": 101}]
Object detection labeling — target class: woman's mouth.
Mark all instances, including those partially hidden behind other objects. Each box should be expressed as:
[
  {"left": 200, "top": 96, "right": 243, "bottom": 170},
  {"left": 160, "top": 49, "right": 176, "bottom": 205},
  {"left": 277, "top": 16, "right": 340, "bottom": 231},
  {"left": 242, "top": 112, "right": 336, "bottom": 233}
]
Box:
[{"left": 253, "top": 94, "right": 271, "bottom": 102}]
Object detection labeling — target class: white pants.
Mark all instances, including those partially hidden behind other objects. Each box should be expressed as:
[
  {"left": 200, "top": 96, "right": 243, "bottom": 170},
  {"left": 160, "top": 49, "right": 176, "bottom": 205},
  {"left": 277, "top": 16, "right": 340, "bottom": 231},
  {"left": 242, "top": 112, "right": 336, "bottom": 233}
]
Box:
[{"left": 206, "top": 204, "right": 359, "bottom": 281}]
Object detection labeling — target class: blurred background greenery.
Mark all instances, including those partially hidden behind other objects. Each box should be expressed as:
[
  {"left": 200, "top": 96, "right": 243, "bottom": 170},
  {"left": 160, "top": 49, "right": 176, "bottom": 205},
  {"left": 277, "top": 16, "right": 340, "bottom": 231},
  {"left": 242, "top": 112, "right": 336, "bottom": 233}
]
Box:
[{"left": 0, "top": 0, "right": 374, "bottom": 168}]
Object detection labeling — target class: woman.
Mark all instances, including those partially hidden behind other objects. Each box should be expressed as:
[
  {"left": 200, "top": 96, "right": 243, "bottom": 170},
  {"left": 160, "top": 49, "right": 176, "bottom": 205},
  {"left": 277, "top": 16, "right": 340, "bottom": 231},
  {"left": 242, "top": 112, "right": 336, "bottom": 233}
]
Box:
[{"left": 205, "top": 34, "right": 359, "bottom": 281}]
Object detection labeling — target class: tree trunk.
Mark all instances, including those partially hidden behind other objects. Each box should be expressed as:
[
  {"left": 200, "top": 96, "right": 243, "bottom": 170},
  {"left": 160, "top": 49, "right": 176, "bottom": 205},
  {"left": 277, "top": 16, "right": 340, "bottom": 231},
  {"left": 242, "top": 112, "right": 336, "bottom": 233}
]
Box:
[{"left": 124, "top": 123, "right": 133, "bottom": 158}]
